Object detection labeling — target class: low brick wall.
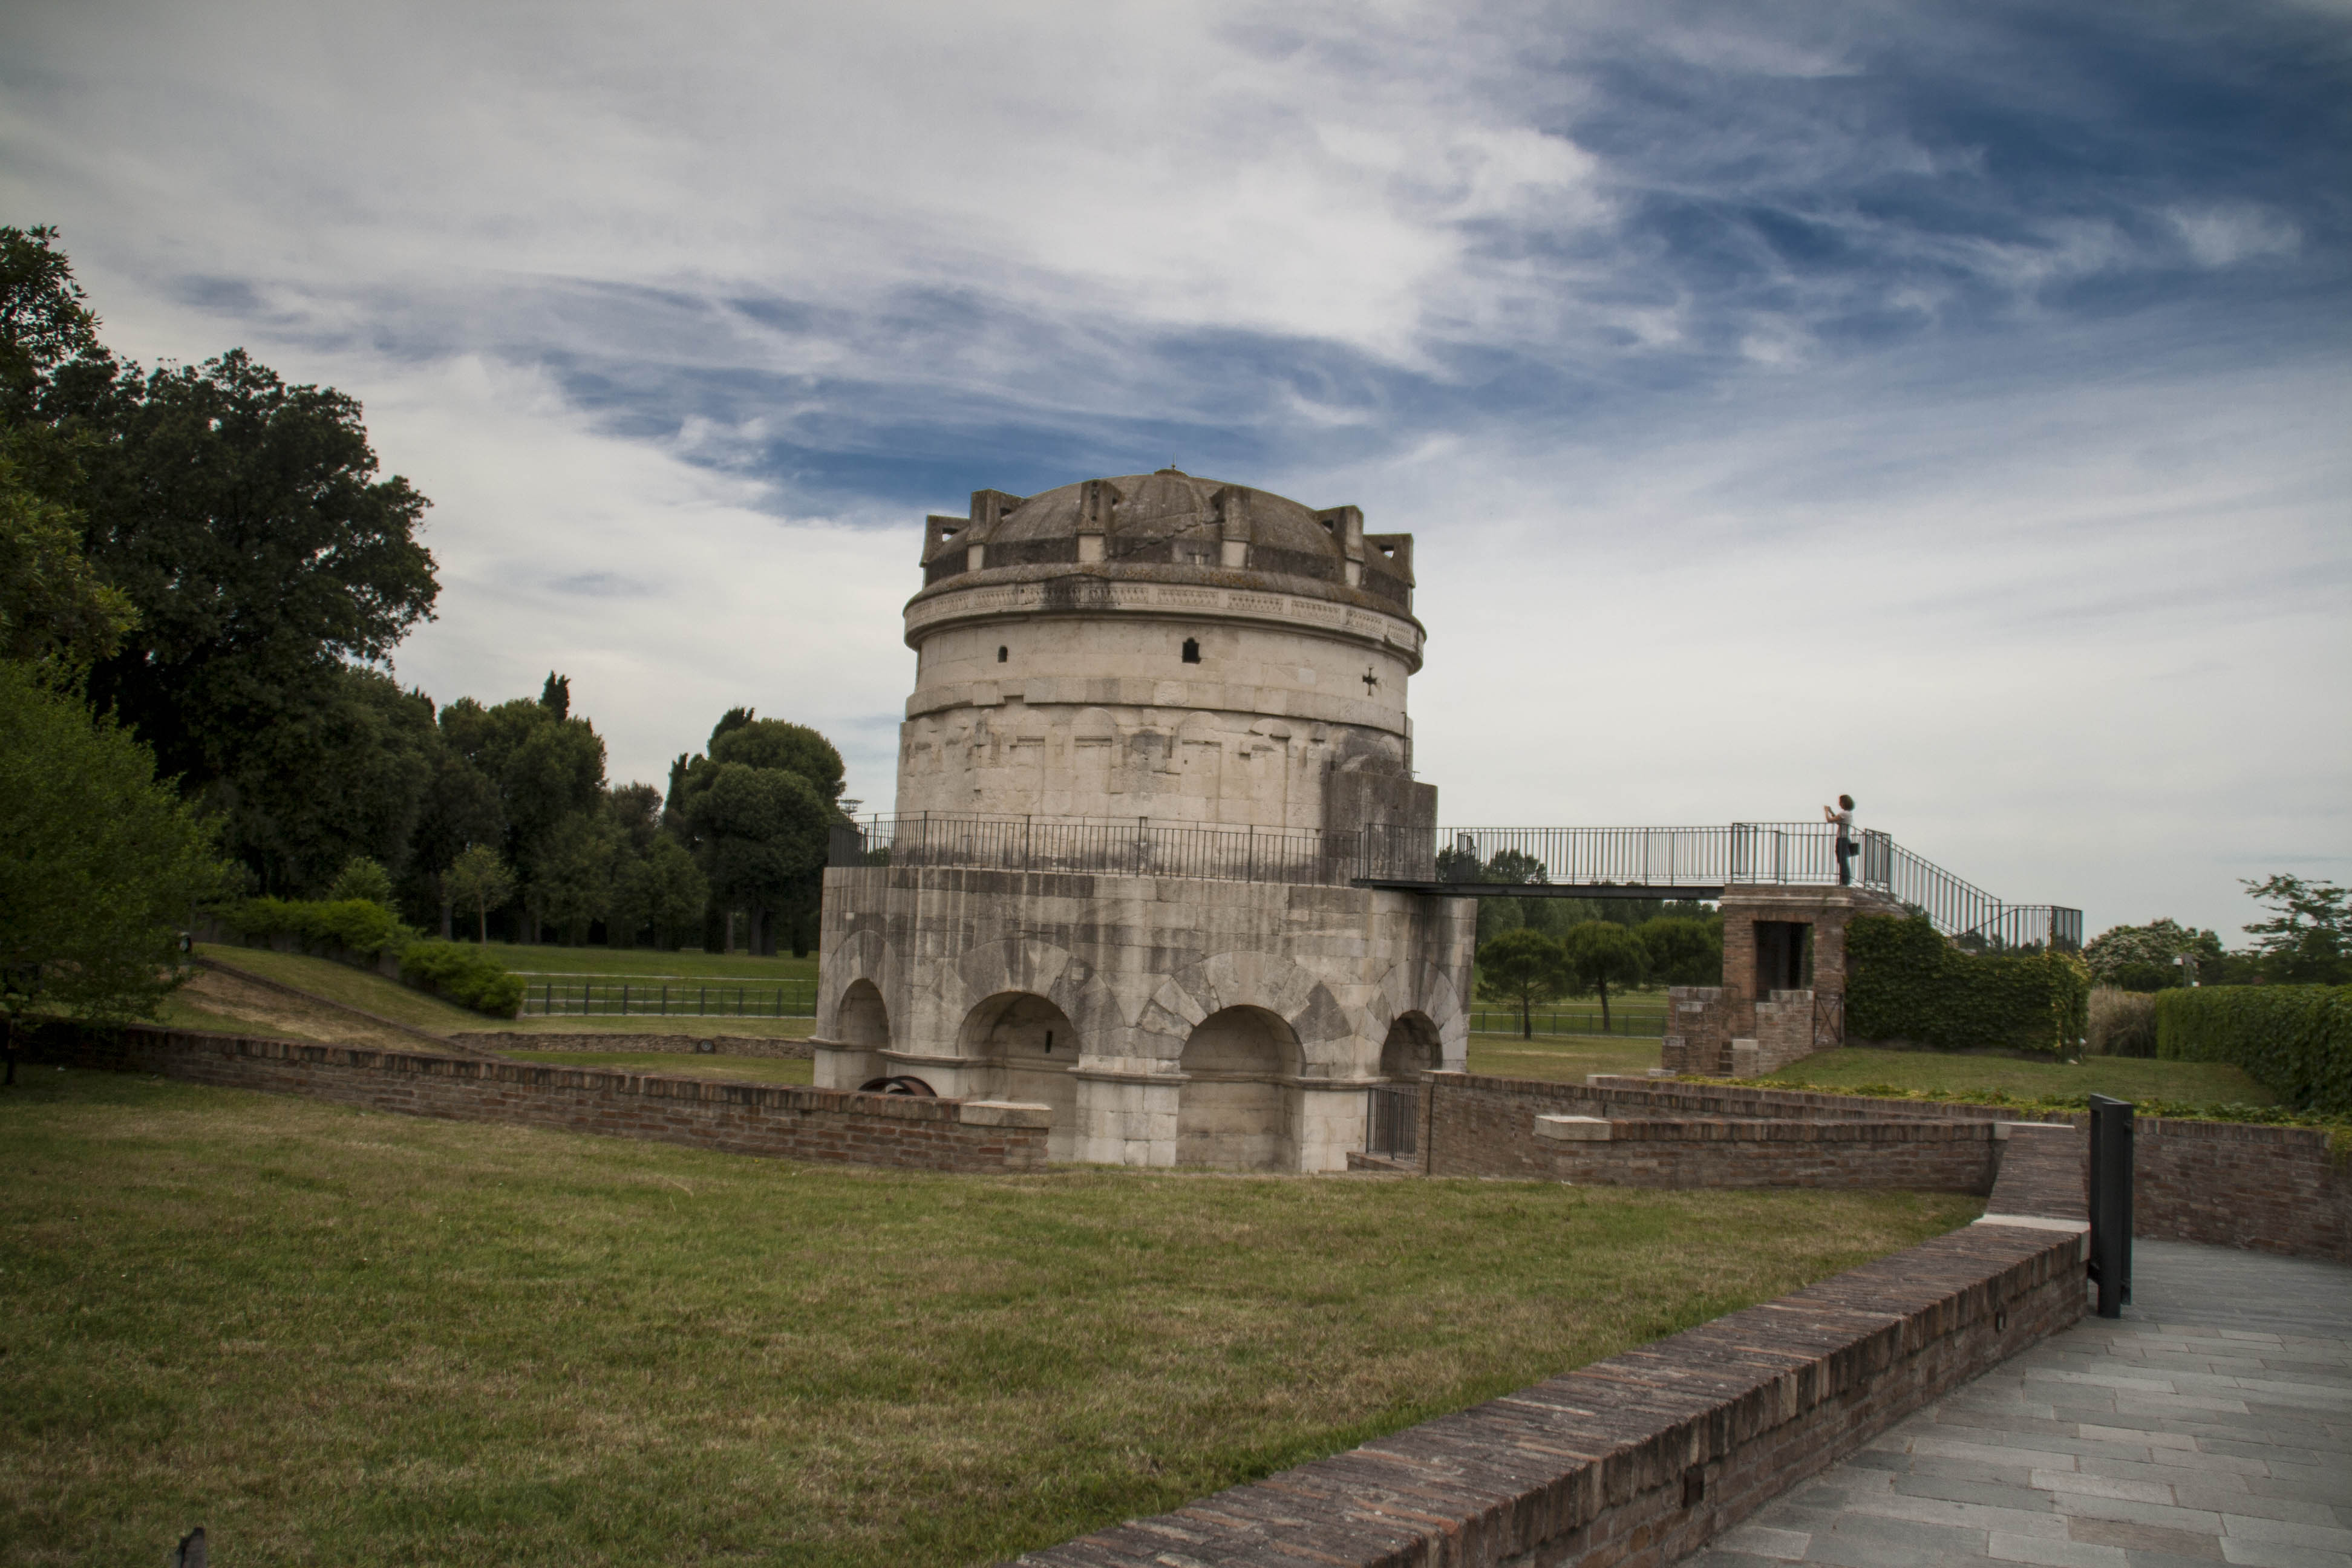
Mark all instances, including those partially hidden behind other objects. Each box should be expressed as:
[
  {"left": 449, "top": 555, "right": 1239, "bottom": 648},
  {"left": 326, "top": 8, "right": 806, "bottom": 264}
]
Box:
[
  {"left": 1423, "top": 1073, "right": 1996, "bottom": 1191},
  {"left": 27, "top": 1024, "right": 1045, "bottom": 1174},
  {"left": 2134, "top": 1116, "right": 2350, "bottom": 1264},
  {"left": 1006, "top": 1129, "right": 2088, "bottom": 1568},
  {"left": 465, "top": 1032, "right": 815, "bottom": 1060},
  {"left": 1585, "top": 1075, "right": 2350, "bottom": 1266}
]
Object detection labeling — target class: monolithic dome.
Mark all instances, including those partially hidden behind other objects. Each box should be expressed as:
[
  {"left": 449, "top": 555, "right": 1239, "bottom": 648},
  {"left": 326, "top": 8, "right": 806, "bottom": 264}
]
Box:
[{"left": 810, "top": 469, "right": 1476, "bottom": 1171}]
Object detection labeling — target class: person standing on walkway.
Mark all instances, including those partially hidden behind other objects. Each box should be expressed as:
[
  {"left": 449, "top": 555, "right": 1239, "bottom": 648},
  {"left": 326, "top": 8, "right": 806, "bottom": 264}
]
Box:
[{"left": 1824, "top": 794, "right": 1856, "bottom": 886}]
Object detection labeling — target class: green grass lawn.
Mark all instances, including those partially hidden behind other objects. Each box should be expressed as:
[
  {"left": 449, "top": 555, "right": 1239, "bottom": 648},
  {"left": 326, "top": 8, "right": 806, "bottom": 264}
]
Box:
[
  {"left": 1465, "top": 1031, "right": 1662, "bottom": 1082},
  {"left": 498, "top": 1049, "right": 816, "bottom": 1086},
  {"left": 1, "top": 1069, "right": 1976, "bottom": 1567},
  {"left": 474, "top": 942, "right": 819, "bottom": 984},
  {"left": 1760, "top": 1047, "right": 2276, "bottom": 1108},
  {"left": 195, "top": 944, "right": 487, "bottom": 1033}
]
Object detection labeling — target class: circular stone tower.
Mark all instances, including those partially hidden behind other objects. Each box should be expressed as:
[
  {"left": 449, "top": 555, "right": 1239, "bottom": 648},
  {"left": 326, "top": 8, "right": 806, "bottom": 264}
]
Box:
[{"left": 813, "top": 471, "right": 1475, "bottom": 1171}]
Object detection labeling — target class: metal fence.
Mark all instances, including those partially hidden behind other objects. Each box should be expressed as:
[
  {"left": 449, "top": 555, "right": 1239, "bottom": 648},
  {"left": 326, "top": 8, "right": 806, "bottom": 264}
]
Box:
[
  {"left": 830, "top": 815, "right": 2081, "bottom": 950},
  {"left": 1466, "top": 1007, "right": 1669, "bottom": 1038},
  {"left": 518, "top": 979, "right": 818, "bottom": 1018}
]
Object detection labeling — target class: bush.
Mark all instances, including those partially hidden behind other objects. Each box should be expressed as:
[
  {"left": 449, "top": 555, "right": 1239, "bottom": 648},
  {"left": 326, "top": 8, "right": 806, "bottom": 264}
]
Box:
[
  {"left": 399, "top": 941, "right": 525, "bottom": 1018},
  {"left": 2155, "top": 985, "right": 2352, "bottom": 1114},
  {"left": 2087, "top": 987, "right": 2157, "bottom": 1057},
  {"left": 227, "top": 896, "right": 409, "bottom": 958},
  {"left": 1847, "top": 914, "right": 2089, "bottom": 1056}
]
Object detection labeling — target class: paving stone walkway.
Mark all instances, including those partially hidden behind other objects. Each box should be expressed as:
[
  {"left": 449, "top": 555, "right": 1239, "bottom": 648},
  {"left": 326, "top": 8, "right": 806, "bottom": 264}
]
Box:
[{"left": 1685, "top": 1240, "right": 2352, "bottom": 1568}]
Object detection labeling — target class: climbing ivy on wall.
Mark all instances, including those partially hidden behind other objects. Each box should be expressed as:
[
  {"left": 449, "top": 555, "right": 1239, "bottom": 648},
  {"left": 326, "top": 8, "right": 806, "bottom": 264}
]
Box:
[{"left": 1846, "top": 914, "right": 2090, "bottom": 1056}]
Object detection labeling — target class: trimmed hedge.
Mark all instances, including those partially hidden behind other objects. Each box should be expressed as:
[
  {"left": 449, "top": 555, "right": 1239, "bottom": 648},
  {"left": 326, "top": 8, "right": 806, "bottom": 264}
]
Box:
[
  {"left": 2155, "top": 985, "right": 2352, "bottom": 1115},
  {"left": 1847, "top": 913, "right": 2089, "bottom": 1056},
  {"left": 399, "top": 941, "right": 526, "bottom": 1019},
  {"left": 226, "top": 897, "right": 411, "bottom": 958}
]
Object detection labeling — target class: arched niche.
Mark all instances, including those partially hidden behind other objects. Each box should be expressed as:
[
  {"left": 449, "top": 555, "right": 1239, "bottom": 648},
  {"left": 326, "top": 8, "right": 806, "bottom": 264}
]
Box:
[
  {"left": 958, "top": 991, "right": 1078, "bottom": 1160},
  {"left": 1177, "top": 1005, "right": 1301, "bottom": 1170},
  {"left": 838, "top": 979, "right": 890, "bottom": 1050},
  {"left": 1378, "top": 1011, "right": 1440, "bottom": 1080}
]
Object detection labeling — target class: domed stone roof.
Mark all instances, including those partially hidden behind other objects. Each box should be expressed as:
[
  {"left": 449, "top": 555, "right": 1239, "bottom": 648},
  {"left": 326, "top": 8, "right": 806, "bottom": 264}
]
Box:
[
  {"left": 982, "top": 470, "right": 1339, "bottom": 562},
  {"left": 913, "top": 469, "right": 1418, "bottom": 619}
]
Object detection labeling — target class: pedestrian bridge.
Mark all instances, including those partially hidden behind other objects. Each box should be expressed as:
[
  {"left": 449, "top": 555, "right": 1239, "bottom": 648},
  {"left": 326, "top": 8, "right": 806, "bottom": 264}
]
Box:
[{"left": 829, "top": 815, "right": 2082, "bottom": 952}]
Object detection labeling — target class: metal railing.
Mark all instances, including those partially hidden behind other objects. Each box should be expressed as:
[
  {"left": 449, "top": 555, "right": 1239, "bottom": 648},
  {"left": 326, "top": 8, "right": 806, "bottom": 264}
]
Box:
[
  {"left": 1466, "top": 1006, "right": 1668, "bottom": 1038},
  {"left": 830, "top": 815, "right": 2081, "bottom": 950},
  {"left": 519, "top": 979, "right": 818, "bottom": 1018}
]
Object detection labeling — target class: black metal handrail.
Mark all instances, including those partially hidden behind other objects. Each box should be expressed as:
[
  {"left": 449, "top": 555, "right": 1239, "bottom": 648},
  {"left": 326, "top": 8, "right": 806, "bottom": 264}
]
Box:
[{"left": 828, "top": 814, "right": 2082, "bottom": 949}]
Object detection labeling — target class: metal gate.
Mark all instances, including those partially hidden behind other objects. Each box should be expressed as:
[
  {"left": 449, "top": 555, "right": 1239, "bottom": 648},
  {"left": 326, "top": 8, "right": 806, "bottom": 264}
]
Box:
[{"left": 1365, "top": 1083, "right": 1419, "bottom": 1158}]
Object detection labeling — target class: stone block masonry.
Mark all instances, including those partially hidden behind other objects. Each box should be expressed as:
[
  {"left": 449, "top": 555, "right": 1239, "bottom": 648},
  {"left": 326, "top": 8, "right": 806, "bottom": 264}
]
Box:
[
  {"left": 27, "top": 1024, "right": 1048, "bottom": 1174},
  {"left": 1002, "top": 1138, "right": 2089, "bottom": 1567}
]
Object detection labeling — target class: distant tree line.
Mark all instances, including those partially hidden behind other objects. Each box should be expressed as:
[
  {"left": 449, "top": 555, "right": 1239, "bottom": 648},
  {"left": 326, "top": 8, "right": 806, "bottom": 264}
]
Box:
[
  {"left": 0, "top": 225, "right": 849, "bottom": 974},
  {"left": 2086, "top": 878, "right": 2348, "bottom": 990}
]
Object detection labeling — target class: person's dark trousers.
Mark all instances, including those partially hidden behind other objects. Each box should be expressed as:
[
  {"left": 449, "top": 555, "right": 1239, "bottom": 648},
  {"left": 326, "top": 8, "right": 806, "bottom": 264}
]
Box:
[{"left": 1835, "top": 837, "right": 1854, "bottom": 886}]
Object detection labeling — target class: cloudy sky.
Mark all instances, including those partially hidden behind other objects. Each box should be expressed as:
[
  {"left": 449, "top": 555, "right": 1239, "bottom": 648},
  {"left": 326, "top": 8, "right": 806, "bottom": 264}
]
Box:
[{"left": 5, "top": 0, "right": 2347, "bottom": 939}]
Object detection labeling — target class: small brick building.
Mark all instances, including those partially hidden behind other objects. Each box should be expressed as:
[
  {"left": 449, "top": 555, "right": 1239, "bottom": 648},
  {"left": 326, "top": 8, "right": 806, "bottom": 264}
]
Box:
[{"left": 1662, "top": 883, "right": 1907, "bottom": 1077}]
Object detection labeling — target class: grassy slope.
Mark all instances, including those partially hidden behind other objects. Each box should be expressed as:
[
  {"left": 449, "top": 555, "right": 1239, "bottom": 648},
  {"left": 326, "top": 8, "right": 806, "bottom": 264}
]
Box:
[
  {"left": 474, "top": 942, "right": 819, "bottom": 984},
  {"left": 0, "top": 1070, "right": 1974, "bottom": 1567},
  {"left": 498, "top": 1049, "right": 816, "bottom": 1086},
  {"left": 1762, "top": 1047, "right": 2276, "bottom": 1106}
]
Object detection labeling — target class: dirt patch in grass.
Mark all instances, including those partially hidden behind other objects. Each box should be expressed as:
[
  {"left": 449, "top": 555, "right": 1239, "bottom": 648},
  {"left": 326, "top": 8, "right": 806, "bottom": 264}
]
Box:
[
  {"left": 154, "top": 967, "right": 439, "bottom": 1053},
  {"left": 0, "top": 1068, "right": 1975, "bottom": 1567}
]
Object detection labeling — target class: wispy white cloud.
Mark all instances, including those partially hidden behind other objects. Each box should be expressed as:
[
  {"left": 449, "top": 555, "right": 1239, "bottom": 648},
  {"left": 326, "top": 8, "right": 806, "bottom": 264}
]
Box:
[{"left": 2, "top": 0, "right": 2347, "bottom": 936}]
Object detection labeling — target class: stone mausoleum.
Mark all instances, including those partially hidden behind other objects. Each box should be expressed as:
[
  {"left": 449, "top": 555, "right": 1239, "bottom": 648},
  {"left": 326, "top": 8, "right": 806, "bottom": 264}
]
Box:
[{"left": 810, "top": 469, "right": 1477, "bottom": 1170}]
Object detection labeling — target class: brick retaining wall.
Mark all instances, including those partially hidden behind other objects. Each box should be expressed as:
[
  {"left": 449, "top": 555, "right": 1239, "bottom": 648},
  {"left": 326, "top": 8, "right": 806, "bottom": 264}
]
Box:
[
  {"left": 1585, "top": 1075, "right": 2350, "bottom": 1265},
  {"left": 1422, "top": 1073, "right": 1998, "bottom": 1192},
  {"left": 27, "top": 1024, "right": 1046, "bottom": 1174},
  {"left": 1004, "top": 1128, "right": 2088, "bottom": 1567},
  {"left": 465, "top": 1032, "right": 815, "bottom": 1059}
]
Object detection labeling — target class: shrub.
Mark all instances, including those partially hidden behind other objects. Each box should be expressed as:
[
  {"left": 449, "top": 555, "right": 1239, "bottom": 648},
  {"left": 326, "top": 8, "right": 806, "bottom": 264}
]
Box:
[
  {"left": 226, "top": 896, "right": 409, "bottom": 958},
  {"left": 1847, "top": 914, "right": 2089, "bottom": 1056},
  {"left": 2087, "top": 987, "right": 2157, "bottom": 1057},
  {"left": 399, "top": 941, "right": 525, "bottom": 1018},
  {"left": 2155, "top": 985, "right": 2352, "bottom": 1114}
]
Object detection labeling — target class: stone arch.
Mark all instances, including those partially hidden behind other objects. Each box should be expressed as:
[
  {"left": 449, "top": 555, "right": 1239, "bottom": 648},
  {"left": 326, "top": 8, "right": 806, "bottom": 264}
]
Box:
[
  {"left": 944, "top": 936, "right": 1122, "bottom": 1050},
  {"left": 1177, "top": 1005, "right": 1302, "bottom": 1170},
  {"left": 1161, "top": 950, "right": 1357, "bottom": 1074},
  {"left": 839, "top": 979, "right": 890, "bottom": 1050},
  {"left": 958, "top": 991, "right": 1079, "bottom": 1161},
  {"left": 1379, "top": 1011, "right": 1441, "bottom": 1079}
]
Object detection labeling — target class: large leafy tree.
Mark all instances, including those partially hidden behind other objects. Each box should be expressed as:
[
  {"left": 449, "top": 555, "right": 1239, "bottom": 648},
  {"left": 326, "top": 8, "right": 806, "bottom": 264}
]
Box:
[
  {"left": 1474, "top": 927, "right": 1571, "bottom": 1040},
  {"left": 1563, "top": 920, "right": 1648, "bottom": 1031},
  {"left": 0, "top": 661, "right": 224, "bottom": 1082},
  {"left": 2241, "top": 876, "right": 2349, "bottom": 984},
  {"left": 1636, "top": 915, "right": 1722, "bottom": 987},
  {"left": 668, "top": 711, "right": 844, "bottom": 955},
  {"left": 2082, "top": 917, "right": 2226, "bottom": 990},
  {"left": 439, "top": 680, "right": 607, "bottom": 935},
  {"left": 50, "top": 348, "right": 438, "bottom": 799}
]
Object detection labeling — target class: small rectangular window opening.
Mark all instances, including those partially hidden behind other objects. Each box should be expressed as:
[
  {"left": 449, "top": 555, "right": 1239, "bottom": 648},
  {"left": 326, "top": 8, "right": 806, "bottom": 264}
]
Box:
[
  {"left": 1181, "top": 637, "right": 1201, "bottom": 664},
  {"left": 1044, "top": 1030, "right": 1053, "bottom": 1053},
  {"left": 997, "top": 645, "right": 1008, "bottom": 662}
]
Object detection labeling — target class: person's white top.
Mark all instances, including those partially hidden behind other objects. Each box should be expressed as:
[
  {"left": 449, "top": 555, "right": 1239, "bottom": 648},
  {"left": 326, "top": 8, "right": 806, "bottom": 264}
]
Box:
[{"left": 1831, "top": 808, "right": 1854, "bottom": 839}]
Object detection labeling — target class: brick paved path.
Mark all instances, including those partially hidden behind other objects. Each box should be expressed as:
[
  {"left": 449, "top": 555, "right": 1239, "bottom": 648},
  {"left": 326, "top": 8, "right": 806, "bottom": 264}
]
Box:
[{"left": 1686, "top": 1239, "right": 2352, "bottom": 1568}]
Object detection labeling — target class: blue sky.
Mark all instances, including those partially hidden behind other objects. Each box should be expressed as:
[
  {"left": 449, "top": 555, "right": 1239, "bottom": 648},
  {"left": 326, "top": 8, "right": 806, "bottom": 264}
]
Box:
[{"left": 4, "top": 0, "right": 2347, "bottom": 939}]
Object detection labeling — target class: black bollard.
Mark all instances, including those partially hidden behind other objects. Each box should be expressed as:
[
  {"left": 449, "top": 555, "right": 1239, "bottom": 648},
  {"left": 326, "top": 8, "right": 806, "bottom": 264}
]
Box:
[{"left": 2087, "top": 1094, "right": 2134, "bottom": 1319}]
